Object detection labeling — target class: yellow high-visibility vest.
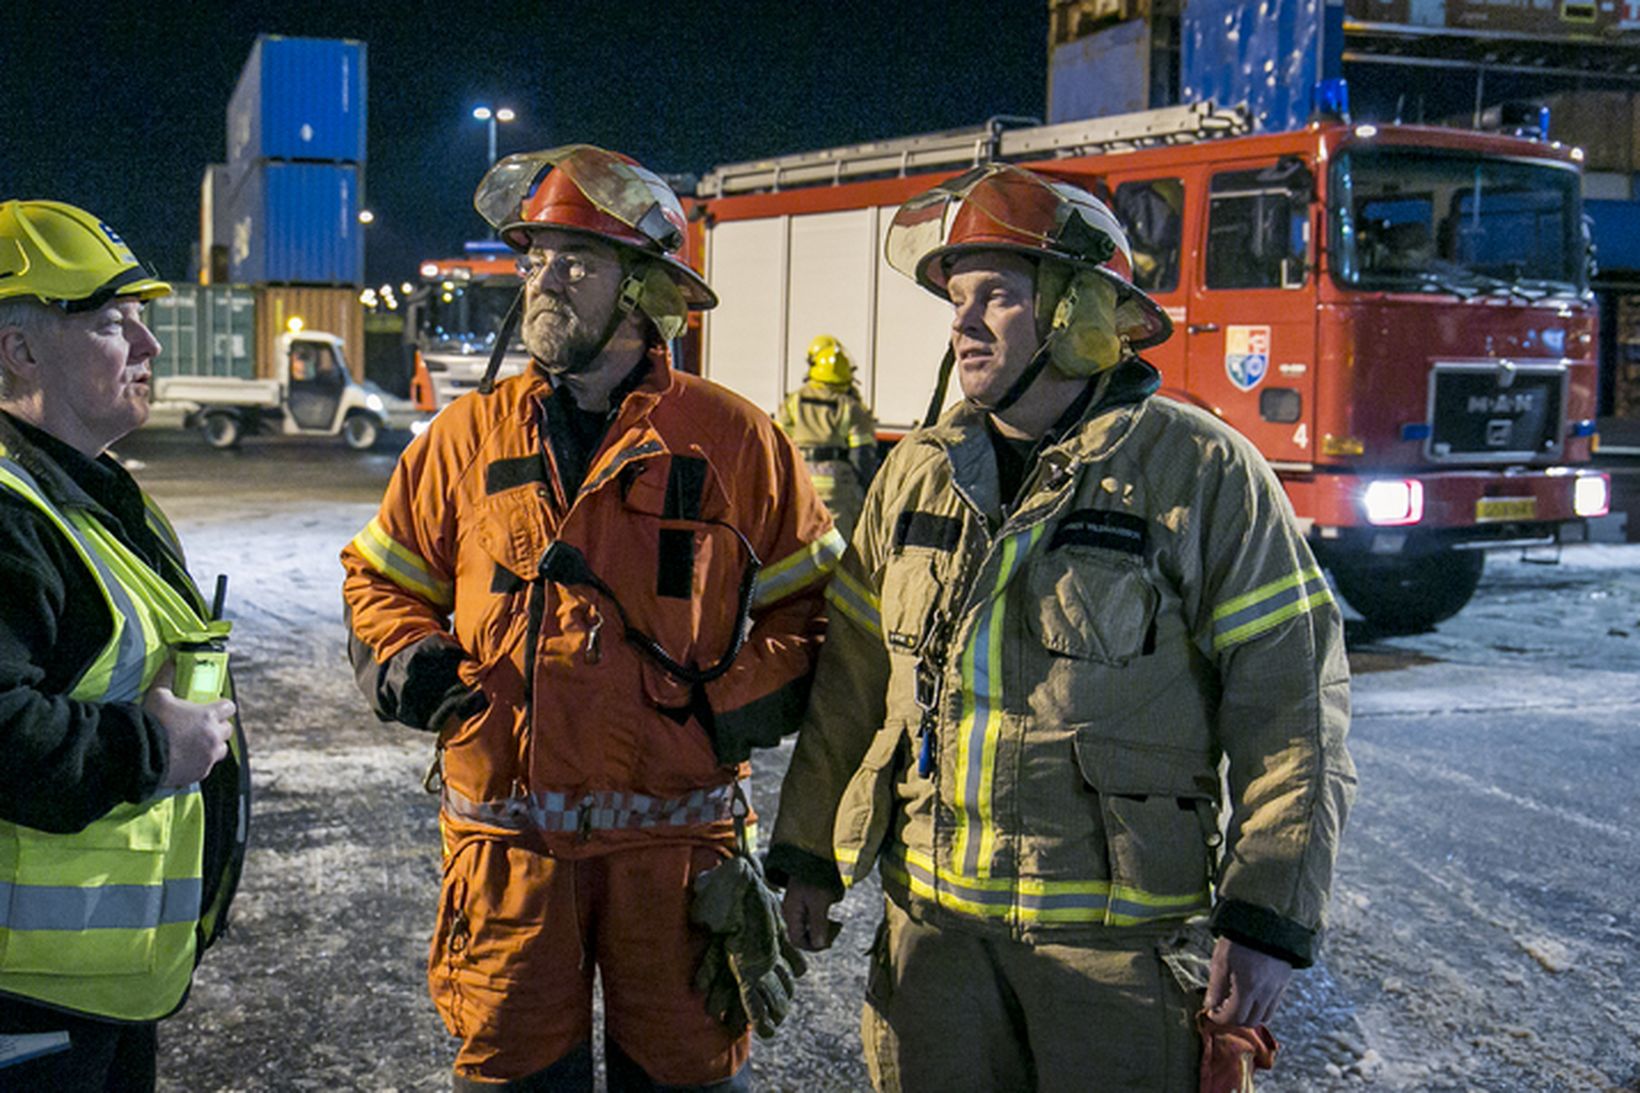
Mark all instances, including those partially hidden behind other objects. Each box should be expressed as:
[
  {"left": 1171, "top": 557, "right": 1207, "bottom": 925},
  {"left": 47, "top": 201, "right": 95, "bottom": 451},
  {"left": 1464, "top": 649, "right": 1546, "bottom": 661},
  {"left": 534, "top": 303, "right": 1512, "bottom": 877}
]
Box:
[{"left": 0, "top": 448, "right": 223, "bottom": 1021}]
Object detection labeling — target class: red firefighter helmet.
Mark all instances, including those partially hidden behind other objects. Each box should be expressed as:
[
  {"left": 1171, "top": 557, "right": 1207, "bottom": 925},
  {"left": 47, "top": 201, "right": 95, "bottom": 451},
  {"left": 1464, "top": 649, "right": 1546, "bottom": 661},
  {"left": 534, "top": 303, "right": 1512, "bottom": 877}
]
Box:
[
  {"left": 885, "top": 163, "right": 1170, "bottom": 349},
  {"left": 474, "top": 144, "right": 716, "bottom": 309}
]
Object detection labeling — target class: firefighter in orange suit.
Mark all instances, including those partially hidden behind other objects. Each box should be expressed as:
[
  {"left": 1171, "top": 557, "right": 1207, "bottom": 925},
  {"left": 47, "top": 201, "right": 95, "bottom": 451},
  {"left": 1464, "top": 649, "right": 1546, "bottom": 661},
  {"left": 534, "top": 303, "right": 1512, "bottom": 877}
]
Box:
[
  {"left": 768, "top": 165, "right": 1354, "bottom": 1090},
  {"left": 341, "top": 146, "right": 842, "bottom": 1091}
]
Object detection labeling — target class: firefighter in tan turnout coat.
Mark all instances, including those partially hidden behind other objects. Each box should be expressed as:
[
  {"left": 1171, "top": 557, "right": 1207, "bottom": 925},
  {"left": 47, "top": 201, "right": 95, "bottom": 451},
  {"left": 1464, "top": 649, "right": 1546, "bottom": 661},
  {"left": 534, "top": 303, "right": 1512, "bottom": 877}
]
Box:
[
  {"left": 775, "top": 335, "right": 879, "bottom": 541},
  {"left": 768, "top": 164, "right": 1355, "bottom": 1090}
]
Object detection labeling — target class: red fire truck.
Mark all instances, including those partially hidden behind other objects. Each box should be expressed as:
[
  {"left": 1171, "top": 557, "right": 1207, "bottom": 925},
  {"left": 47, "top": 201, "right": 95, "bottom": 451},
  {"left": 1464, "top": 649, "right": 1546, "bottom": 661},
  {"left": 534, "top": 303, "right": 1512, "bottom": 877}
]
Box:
[
  {"left": 685, "top": 102, "right": 1611, "bottom": 631},
  {"left": 406, "top": 241, "right": 528, "bottom": 415}
]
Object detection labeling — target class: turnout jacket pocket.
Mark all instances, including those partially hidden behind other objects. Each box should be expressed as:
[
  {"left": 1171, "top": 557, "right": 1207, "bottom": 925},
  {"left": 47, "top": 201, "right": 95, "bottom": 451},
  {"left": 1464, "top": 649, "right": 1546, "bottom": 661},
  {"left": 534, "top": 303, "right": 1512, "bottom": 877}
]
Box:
[
  {"left": 880, "top": 549, "right": 947, "bottom": 655},
  {"left": 1073, "top": 735, "right": 1218, "bottom": 925},
  {"left": 832, "top": 723, "right": 908, "bottom": 888},
  {"left": 1027, "top": 546, "right": 1158, "bottom": 666}
]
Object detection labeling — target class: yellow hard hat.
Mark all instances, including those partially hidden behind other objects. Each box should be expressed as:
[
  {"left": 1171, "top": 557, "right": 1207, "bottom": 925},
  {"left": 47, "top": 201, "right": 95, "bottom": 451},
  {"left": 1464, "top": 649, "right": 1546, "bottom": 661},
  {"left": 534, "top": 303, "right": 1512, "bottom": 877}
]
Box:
[
  {"left": 806, "top": 333, "right": 841, "bottom": 363},
  {"left": 0, "top": 200, "right": 171, "bottom": 313},
  {"left": 806, "top": 335, "right": 853, "bottom": 387}
]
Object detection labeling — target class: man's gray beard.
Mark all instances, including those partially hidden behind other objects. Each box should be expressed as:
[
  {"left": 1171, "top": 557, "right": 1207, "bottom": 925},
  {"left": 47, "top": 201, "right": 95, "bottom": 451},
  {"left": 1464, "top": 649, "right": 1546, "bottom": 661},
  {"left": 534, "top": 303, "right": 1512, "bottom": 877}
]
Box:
[{"left": 522, "top": 296, "right": 600, "bottom": 375}]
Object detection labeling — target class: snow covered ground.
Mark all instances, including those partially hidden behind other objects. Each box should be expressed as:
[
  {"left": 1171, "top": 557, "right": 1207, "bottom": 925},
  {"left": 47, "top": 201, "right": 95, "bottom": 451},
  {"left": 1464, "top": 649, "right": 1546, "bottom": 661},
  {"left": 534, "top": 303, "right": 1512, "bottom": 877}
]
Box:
[{"left": 120, "top": 435, "right": 1640, "bottom": 1091}]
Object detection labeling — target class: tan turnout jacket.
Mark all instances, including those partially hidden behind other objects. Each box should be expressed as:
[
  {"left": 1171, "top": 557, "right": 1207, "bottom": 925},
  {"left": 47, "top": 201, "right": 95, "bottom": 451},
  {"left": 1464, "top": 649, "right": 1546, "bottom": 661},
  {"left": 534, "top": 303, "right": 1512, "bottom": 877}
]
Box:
[{"left": 770, "top": 363, "right": 1354, "bottom": 963}]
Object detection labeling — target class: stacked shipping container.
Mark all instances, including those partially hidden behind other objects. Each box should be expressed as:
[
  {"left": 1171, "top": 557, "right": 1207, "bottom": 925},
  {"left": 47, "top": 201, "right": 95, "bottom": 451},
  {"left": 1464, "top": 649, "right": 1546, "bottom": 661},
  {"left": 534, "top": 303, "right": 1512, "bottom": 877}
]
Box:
[
  {"left": 217, "top": 34, "right": 368, "bottom": 378},
  {"left": 145, "top": 286, "right": 257, "bottom": 379}
]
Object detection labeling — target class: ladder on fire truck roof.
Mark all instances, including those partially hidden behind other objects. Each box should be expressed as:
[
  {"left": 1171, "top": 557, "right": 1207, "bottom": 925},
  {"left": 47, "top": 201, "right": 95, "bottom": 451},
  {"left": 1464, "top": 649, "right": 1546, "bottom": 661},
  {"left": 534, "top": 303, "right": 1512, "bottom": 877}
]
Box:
[{"left": 697, "top": 101, "right": 1252, "bottom": 197}]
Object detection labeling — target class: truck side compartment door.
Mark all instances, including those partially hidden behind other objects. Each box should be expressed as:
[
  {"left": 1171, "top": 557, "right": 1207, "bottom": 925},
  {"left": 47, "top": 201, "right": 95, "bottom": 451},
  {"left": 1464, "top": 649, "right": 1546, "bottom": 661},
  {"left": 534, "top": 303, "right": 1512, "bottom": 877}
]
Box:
[{"left": 1185, "top": 158, "right": 1318, "bottom": 464}]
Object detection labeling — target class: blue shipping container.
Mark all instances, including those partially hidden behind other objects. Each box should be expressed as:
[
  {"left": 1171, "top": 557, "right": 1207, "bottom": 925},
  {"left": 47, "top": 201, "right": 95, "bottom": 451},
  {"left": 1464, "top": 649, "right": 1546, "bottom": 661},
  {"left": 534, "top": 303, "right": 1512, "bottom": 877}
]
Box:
[
  {"left": 1587, "top": 199, "right": 1640, "bottom": 273},
  {"left": 227, "top": 161, "right": 364, "bottom": 285},
  {"left": 1182, "top": 0, "right": 1342, "bottom": 134},
  {"left": 227, "top": 35, "right": 367, "bottom": 169}
]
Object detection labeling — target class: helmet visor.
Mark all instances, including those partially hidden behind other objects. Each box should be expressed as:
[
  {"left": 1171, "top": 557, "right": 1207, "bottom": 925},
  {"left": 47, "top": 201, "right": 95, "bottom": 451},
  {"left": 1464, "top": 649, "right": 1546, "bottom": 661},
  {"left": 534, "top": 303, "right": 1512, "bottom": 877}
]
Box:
[
  {"left": 884, "top": 164, "right": 1126, "bottom": 285},
  {"left": 475, "top": 144, "right": 687, "bottom": 253},
  {"left": 885, "top": 163, "right": 1171, "bottom": 349}
]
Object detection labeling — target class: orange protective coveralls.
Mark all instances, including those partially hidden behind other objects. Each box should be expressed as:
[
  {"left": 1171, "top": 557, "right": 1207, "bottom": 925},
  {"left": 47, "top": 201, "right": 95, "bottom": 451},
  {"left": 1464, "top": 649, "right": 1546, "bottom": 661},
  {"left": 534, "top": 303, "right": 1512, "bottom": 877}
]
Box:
[{"left": 342, "top": 347, "right": 840, "bottom": 1084}]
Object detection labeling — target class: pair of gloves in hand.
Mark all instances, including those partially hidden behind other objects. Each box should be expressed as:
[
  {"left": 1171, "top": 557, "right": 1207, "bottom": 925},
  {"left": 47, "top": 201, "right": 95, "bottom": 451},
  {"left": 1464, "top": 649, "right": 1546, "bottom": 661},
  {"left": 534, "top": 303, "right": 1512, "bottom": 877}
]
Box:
[{"left": 690, "top": 853, "right": 808, "bottom": 1039}]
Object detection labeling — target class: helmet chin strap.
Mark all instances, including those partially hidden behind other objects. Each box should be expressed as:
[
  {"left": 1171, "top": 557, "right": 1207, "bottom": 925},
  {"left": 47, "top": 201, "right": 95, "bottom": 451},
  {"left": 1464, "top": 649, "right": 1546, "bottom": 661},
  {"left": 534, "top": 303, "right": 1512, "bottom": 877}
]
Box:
[
  {"left": 966, "top": 335, "right": 1056, "bottom": 416},
  {"left": 481, "top": 261, "right": 646, "bottom": 396},
  {"left": 478, "top": 285, "right": 525, "bottom": 395},
  {"left": 576, "top": 267, "right": 644, "bottom": 371},
  {"left": 937, "top": 256, "right": 1066, "bottom": 421}
]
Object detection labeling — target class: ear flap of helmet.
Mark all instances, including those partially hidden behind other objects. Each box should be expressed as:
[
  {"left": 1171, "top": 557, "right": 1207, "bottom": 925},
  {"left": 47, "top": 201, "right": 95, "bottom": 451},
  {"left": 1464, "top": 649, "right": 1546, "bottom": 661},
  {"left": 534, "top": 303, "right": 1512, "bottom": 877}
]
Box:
[
  {"left": 1048, "top": 270, "right": 1124, "bottom": 378},
  {"left": 636, "top": 263, "right": 688, "bottom": 341}
]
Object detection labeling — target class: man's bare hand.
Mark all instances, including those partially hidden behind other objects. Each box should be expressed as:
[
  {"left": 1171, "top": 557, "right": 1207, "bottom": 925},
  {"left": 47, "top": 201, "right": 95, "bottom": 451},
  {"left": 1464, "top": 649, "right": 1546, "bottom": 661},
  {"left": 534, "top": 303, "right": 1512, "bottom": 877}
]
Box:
[
  {"left": 1204, "top": 936, "right": 1293, "bottom": 1027},
  {"left": 781, "top": 880, "right": 842, "bottom": 952},
  {"left": 143, "top": 662, "right": 235, "bottom": 788}
]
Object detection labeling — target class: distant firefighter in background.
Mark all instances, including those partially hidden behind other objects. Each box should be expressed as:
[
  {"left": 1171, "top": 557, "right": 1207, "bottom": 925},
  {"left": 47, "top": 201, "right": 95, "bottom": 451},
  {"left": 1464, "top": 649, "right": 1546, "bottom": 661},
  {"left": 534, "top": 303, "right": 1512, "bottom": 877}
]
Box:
[{"left": 776, "top": 334, "right": 880, "bottom": 540}]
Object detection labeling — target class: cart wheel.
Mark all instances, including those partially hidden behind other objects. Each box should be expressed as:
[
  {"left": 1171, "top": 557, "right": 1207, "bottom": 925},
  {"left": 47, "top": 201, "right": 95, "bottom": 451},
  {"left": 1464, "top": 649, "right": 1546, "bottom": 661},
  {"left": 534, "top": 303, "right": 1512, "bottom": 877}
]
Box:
[
  {"left": 201, "top": 411, "right": 241, "bottom": 450},
  {"left": 343, "top": 412, "right": 381, "bottom": 451}
]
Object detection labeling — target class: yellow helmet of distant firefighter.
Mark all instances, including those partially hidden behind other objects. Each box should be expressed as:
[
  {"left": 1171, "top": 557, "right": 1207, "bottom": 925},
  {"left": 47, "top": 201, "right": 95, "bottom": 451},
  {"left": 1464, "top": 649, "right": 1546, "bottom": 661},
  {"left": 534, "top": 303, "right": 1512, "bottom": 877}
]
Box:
[
  {"left": 806, "top": 334, "right": 854, "bottom": 388},
  {"left": 0, "top": 199, "right": 170, "bottom": 311}
]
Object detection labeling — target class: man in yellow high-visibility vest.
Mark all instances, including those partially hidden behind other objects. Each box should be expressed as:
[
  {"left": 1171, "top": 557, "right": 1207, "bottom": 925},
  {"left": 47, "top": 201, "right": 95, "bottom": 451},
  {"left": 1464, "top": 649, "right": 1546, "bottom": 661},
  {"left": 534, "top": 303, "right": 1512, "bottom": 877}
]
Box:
[{"left": 0, "top": 200, "right": 249, "bottom": 1090}]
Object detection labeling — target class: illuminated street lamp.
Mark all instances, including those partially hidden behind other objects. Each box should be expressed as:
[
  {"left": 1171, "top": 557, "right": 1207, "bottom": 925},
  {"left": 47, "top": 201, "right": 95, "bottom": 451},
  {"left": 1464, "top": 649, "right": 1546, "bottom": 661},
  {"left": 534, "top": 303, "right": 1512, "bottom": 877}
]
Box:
[
  {"left": 357, "top": 209, "right": 375, "bottom": 225},
  {"left": 472, "top": 105, "right": 517, "bottom": 167}
]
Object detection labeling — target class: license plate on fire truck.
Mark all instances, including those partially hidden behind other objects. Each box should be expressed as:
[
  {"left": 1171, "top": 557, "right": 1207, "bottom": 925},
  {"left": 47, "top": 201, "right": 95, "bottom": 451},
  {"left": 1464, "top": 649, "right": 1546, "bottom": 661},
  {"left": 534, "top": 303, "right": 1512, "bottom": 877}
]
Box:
[{"left": 1476, "top": 497, "right": 1536, "bottom": 522}]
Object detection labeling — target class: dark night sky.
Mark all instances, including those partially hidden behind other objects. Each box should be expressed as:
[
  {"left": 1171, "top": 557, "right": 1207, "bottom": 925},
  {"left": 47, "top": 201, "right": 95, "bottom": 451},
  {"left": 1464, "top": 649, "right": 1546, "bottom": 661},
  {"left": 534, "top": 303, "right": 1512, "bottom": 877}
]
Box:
[{"left": 2, "top": 1, "right": 1049, "bottom": 287}]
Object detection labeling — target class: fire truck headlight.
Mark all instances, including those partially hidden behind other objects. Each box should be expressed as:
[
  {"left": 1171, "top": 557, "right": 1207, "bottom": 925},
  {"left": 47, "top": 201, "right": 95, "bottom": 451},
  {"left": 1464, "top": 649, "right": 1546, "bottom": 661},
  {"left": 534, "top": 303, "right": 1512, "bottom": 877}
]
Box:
[
  {"left": 1363, "top": 479, "right": 1425, "bottom": 526},
  {"left": 1574, "top": 474, "right": 1610, "bottom": 518}
]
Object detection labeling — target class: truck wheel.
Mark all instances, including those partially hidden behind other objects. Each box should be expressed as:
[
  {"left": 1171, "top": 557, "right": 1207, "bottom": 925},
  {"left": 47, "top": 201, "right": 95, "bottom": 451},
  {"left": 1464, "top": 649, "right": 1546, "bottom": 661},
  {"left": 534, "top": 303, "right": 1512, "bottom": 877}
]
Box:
[
  {"left": 201, "top": 412, "right": 241, "bottom": 450},
  {"left": 342, "top": 412, "right": 381, "bottom": 451},
  {"left": 1329, "top": 550, "right": 1485, "bottom": 633}
]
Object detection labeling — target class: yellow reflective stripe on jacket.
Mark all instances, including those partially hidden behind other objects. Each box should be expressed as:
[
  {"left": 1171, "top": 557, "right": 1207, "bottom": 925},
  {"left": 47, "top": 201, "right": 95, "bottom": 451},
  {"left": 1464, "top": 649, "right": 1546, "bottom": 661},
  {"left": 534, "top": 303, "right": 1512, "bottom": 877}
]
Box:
[
  {"left": 751, "top": 527, "right": 846, "bottom": 610},
  {"left": 0, "top": 457, "right": 210, "bottom": 1021},
  {"left": 350, "top": 516, "right": 454, "bottom": 609},
  {"left": 1211, "top": 566, "right": 1332, "bottom": 651},
  {"left": 952, "top": 525, "right": 1043, "bottom": 878},
  {"left": 879, "top": 842, "right": 1209, "bottom": 926},
  {"left": 824, "top": 565, "right": 881, "bottom": 639}
]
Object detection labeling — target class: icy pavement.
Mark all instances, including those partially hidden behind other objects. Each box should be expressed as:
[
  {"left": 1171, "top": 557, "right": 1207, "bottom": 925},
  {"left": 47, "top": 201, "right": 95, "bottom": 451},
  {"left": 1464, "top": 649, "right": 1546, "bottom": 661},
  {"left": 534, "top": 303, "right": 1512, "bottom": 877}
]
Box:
[{"left": 138, "top": 434, "right": 1640, "bottom": 1093}]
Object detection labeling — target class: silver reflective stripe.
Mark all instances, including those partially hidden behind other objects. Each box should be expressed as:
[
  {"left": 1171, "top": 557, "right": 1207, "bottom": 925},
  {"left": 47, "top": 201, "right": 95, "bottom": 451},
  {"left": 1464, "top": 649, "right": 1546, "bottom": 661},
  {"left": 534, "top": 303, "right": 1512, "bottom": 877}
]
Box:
[
  {"left": 0, "top": 877, "right": 202, "bottom": 931},
  {"left": 0, "top": 458, "right": 148, "bottom": 701},
  {"left": 83, "top": 551, "right": 149, "bottom": 702},
  {"left": 442, "top": 780, "right": 745, "bottom": 833}
]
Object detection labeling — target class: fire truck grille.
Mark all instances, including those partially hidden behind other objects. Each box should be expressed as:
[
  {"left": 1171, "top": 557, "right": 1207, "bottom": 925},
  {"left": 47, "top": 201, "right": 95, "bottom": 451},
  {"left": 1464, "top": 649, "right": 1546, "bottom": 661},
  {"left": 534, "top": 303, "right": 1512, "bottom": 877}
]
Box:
[{"left": 1427, "top": 364, "right": 1565, "bottom": 462}]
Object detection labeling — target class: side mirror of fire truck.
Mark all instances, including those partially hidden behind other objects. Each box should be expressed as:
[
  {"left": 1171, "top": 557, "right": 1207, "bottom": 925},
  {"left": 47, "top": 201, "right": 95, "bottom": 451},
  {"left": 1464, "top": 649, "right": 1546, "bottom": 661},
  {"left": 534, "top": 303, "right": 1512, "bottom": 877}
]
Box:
[{"left": 1582, "top": 213, "right": 1598, "bottom": 282}]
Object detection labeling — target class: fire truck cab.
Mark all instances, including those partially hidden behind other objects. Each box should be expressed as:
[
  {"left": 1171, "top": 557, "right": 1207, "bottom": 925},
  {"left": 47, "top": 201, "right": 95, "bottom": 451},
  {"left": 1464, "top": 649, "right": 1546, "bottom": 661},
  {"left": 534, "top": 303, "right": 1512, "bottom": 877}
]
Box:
[
  {"left": 406, "top": 241, "right": 528, "bottom": 417},
  {"left": 689, "top": 103, "right": 1611, "bottom": 631}
]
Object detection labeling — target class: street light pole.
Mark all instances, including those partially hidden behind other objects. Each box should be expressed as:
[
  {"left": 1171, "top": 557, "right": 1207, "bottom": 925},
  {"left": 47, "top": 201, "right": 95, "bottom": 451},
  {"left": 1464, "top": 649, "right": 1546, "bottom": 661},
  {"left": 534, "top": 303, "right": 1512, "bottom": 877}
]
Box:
[{"left": 472, "top": 105, "right": 517, "bottom": 167}]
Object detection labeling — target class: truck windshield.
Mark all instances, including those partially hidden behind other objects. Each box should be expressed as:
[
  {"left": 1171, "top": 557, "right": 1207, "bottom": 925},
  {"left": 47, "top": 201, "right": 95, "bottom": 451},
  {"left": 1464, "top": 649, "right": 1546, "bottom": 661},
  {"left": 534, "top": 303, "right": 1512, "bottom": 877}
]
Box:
[
  {"left": 1332, "top": 148, "right": 1583, "bottom": 296},
  {"left": 418, "top": 278, "right": 523, "bottom": 351}
]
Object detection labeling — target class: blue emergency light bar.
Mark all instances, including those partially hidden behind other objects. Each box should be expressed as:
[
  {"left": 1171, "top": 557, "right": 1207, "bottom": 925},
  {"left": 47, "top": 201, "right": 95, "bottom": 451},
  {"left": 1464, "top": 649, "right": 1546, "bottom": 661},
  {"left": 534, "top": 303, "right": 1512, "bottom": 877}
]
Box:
[{"left": 1312, "top": 78, "right": 1351, "bottom": 124}]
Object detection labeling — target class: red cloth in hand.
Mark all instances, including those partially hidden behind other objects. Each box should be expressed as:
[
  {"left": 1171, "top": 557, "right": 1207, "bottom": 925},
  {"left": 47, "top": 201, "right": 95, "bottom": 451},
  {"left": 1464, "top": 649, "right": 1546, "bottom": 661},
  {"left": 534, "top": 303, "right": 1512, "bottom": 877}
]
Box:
[{"left": 1198, "top": 1012, "right": 1278, "bottom": 1093}]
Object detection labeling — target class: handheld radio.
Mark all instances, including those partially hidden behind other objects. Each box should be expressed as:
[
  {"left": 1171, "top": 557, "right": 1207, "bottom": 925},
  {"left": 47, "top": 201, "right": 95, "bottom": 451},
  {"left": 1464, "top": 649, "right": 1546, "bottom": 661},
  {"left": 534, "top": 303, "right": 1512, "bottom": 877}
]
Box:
[{"left": 173, "top": 574, "right": 232, "bottom": 704}]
